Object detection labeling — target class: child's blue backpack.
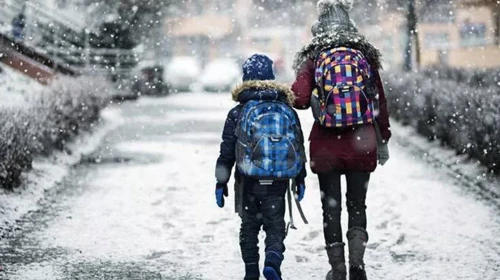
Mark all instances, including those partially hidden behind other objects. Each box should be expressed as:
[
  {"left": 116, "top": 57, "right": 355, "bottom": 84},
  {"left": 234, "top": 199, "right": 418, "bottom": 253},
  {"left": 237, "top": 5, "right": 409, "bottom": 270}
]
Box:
[{"left": 235, "top": 100, "right": 304, "bottom": 180}]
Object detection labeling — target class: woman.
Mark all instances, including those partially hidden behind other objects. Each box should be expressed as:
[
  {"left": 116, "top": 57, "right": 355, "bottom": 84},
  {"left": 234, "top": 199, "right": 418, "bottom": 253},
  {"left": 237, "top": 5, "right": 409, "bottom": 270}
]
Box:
[{"left": 291, "top": 1, "right": 391, "bottom": 280}]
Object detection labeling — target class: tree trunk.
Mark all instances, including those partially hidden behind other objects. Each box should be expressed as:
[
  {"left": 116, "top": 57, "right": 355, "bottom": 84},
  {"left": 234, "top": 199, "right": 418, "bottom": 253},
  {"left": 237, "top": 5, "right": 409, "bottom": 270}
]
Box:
[{"left": 404, "top": 0, "right": 417, "bottom": 71}]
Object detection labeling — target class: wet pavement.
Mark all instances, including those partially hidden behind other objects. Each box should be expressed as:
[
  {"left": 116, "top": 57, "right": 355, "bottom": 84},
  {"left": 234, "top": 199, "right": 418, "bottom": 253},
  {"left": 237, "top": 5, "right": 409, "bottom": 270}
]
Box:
[{"left": 1, "top": 92, "right": 500, "bottom": 279}]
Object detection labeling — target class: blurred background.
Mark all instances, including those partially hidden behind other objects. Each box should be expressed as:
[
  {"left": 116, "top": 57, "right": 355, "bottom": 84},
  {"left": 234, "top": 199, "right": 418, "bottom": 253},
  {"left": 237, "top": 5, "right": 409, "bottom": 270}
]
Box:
[
  {"left": 2, "top": 1, "right": 500, "bottom": 279},
  {"left": 1, "top": 0, "right": 499, "bottom": 94},
  {"left": 2, "top": 1, "right": 500, "bottom": 181}
]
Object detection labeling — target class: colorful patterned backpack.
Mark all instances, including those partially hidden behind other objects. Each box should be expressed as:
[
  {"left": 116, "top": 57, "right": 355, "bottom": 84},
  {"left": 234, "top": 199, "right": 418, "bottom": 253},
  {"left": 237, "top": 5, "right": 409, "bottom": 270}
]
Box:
[
  {"left": 235, "top": 100, "right": 304, "bottom": 180},
  {"left": 312, "top": 47, "right": 375, "bottom": 128}
]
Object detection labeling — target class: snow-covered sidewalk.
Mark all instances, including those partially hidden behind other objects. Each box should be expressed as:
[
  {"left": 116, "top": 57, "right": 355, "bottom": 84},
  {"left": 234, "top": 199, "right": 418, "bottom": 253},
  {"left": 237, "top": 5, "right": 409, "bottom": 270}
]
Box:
[{"left": 1, "top": 92, "right": 499, "bottom": 280}]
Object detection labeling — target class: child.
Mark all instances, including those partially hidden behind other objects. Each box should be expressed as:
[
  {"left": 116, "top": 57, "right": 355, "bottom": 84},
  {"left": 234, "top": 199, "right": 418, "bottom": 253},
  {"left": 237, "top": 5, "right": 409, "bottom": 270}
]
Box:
[{"left": 215, "top": 54, "right": 307, "bottom": 280}]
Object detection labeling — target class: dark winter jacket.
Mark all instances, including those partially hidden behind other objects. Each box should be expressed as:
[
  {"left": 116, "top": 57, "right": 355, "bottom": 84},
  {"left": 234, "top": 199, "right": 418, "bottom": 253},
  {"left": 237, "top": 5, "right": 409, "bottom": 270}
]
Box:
[
  {"left": 291, "top": 31, "right": 391, "bottom": 174},
  {"left": 215, "top": 80, "right": 307, "bottom": 196}
]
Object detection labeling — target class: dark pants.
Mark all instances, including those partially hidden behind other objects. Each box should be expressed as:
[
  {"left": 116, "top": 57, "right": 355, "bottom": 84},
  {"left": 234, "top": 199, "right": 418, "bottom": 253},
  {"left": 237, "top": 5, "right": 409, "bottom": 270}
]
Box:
[
  {"left": 239, "top": 192, "right": 286, "bottom": 278},
  {"left": 318, "top": 170, "right": 370, "bottom": 244}
]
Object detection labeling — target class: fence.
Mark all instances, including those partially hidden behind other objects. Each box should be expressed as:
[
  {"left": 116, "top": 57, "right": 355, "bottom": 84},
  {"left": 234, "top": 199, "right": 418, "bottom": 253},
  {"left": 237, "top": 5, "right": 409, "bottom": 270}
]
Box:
[{"left": 0, "top": 0, "right": 140, "bottom": 76}]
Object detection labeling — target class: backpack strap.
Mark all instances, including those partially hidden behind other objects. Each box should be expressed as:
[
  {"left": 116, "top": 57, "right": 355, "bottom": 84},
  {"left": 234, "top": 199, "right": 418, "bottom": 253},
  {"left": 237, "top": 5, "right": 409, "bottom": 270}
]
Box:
[
  {"left": 286, "top": 180, "right": 296, "bottom": 234},
  {"left": 315, "top": 49, "right": 337, "bottom": 100},
  {"left": 291, "top": 179, "right": 309, "bottom": 225},
  {"left": 285, "top": 180, "right": 309, "bottom": 236},
  {"left": 235, "top": 173, "right": 244, "bottom": 216}
]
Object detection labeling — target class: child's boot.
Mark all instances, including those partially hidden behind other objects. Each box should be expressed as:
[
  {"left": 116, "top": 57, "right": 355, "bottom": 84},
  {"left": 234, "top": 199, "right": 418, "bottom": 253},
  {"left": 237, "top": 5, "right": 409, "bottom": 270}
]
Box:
[
  {"left": 325, "top": 242, "right": 347, "bottom": 280},
  {"left": 347, "top": 227, "right": 368, "bottom": 280},
  {"left": 263, "top": 251, "right": 283, "bottom": 280},
  {"left": 244, "top": 263, "right": 260, "bottom": 280}
]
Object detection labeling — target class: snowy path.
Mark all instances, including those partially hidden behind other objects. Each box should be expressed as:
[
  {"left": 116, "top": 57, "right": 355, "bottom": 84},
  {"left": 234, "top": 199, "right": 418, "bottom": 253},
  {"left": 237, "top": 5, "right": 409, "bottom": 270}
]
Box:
[{"left": 1, "top": 92, "right": 500, "bottom": 279}]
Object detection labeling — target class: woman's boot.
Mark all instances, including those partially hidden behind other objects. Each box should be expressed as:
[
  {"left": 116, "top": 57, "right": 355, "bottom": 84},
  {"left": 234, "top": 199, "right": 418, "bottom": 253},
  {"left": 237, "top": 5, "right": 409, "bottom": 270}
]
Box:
[
  {"left": 347, "top": 227, "right": 368, "bottom": 280},
  {"left": 325, "top": 242, "right": 347, "bottom": 280}
]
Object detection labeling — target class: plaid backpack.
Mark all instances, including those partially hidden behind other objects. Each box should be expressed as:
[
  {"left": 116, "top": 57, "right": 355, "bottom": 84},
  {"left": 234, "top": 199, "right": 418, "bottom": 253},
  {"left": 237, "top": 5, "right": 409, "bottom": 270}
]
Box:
[
  {"left": 235, "top": 100, "right": 304, "bottom": 180},
  {"left": 312, "top": 47, "right": 376, "bottom": 128}
]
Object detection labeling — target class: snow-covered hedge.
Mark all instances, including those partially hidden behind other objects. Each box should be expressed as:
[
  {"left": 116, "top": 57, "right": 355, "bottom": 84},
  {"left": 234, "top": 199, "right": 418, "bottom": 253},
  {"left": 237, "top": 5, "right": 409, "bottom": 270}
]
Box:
[
  {"left": 0, "top": 76, "right": 114, "bottom": 188},
  {"left": 384, "top": 71, "right": 500, "bottom": 173},
  {"left": 420, "top": 66, "right": 500, "bottom": 89}
]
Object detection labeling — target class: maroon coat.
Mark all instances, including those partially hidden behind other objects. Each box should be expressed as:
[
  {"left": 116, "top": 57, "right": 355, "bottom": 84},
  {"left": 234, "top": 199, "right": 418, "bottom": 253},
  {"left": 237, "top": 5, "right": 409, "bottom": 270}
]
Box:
[{"left": 291, "top": 59, "right": 391, "bottom": 174}]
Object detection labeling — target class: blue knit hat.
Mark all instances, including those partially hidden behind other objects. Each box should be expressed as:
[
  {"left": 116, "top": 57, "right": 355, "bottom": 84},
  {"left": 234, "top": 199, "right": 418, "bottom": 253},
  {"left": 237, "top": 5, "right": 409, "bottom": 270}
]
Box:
[{"left": 242, "top": 54, "right": 275, "bottom": 81}]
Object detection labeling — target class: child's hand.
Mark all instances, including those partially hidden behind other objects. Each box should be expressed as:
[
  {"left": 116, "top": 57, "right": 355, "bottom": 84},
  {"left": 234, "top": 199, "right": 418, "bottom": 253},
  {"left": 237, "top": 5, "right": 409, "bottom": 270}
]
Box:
[
  {"left": 215, "top": 183, "right": 228, "bottom": 208},
  {"left": 295, "top": 182, "right": 305, "bottom": 202}
]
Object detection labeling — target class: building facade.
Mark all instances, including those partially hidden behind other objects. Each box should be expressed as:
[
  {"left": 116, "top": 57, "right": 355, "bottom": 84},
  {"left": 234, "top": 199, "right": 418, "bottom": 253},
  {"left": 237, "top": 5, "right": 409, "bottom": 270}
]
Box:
[
  {"left": 163, "top": 0, "right": 315, "bottom": 79},
  {"left": 365, "top": 0, "right": 500, "bottom": 69},
  {"left": 418, "top": 2, "right": 500, "bottom": 68}
]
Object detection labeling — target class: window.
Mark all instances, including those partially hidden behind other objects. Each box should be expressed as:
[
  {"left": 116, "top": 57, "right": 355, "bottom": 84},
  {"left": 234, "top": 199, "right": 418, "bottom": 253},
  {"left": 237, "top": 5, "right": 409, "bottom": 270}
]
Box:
[
  {"left": 438, "top": 50, "right": 448, "bottom": 66},
  {"left": 460, "top": 20, "right": 487, "bottom": 47},
  {"left": 424, "top": 32, "right": 449, "bottom": 50},
  {"left": 420, "top": 3, "right": 454, "bottom": 24}
]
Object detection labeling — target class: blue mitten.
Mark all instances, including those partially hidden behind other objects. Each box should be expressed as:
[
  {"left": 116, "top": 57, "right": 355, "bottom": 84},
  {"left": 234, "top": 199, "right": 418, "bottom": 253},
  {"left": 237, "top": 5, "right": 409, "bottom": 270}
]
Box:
[
  {"left": 215, "top": 183, "right": 228, "bottom": 208},
  {"left": 295, "top": 166, "right": 307, "bottom": 202},
  {"left": 296, "top": 183, "right": 305, "bottom": 201},
  {"left": 294, "top": 179, "right": 306, "bottom": 202}
]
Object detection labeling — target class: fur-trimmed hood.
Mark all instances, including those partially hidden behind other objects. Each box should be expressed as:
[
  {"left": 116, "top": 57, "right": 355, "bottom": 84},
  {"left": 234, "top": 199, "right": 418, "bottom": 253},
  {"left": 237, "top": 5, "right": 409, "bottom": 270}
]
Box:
[
  {"left": 231, "top": 80, "right": 296, "bottom": 106},
  {"left": 293, "top": 29, "right": 382, "bottom": 74}
]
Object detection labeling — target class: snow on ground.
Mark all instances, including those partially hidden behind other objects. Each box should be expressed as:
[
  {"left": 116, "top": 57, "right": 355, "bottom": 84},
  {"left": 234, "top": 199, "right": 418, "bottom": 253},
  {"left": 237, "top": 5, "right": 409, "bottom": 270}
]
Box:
[
  {"left": 0, "top": 65, "right": 45, "bottom": 107},
  {"left": 392, "top": 122, "right": 500, "bottom": 202},
  {"left": 4, "top": 92, "right": 498, "bottom": 279}
]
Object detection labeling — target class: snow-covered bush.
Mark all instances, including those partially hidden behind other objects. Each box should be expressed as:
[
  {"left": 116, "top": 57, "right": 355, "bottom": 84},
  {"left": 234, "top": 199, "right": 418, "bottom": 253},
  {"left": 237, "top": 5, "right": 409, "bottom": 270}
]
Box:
[
  {"left": 30, "top": 76, "right": 112, "bottom": 152},
  {"left": 0, "top": 108, "right": 39, "bottom": 187},
  {"left": 0, "top": 76, "right": 114, "bottom": 188},
  {"left": 421, "top": 66, "right": 500, "bottom": 89},
  {"left": 384, "top": 71, "right": 500, "bottom": 173}
]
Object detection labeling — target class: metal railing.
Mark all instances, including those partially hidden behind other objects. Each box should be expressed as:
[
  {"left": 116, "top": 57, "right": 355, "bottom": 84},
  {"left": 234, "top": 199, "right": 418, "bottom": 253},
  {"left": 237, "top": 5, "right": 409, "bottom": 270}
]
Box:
[{"left": 0, "top": 0, "right": 140, "bottom": 76}]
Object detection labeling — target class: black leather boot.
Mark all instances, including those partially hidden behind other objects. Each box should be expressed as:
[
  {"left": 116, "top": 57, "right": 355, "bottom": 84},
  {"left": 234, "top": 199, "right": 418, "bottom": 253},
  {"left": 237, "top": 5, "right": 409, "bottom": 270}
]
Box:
[
  {"left": 325, "top": 242, "right": 347, "bottom": 280},
  {"left": 347, "top": 227, "right": 369, "bottom": 280}
]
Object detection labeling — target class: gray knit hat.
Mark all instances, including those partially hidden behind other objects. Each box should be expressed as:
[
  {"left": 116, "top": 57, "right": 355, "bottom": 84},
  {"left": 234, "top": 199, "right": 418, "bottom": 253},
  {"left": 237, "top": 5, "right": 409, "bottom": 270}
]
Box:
[{"left": 311, "top": 0, "right": 357, "bottom": 36}]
